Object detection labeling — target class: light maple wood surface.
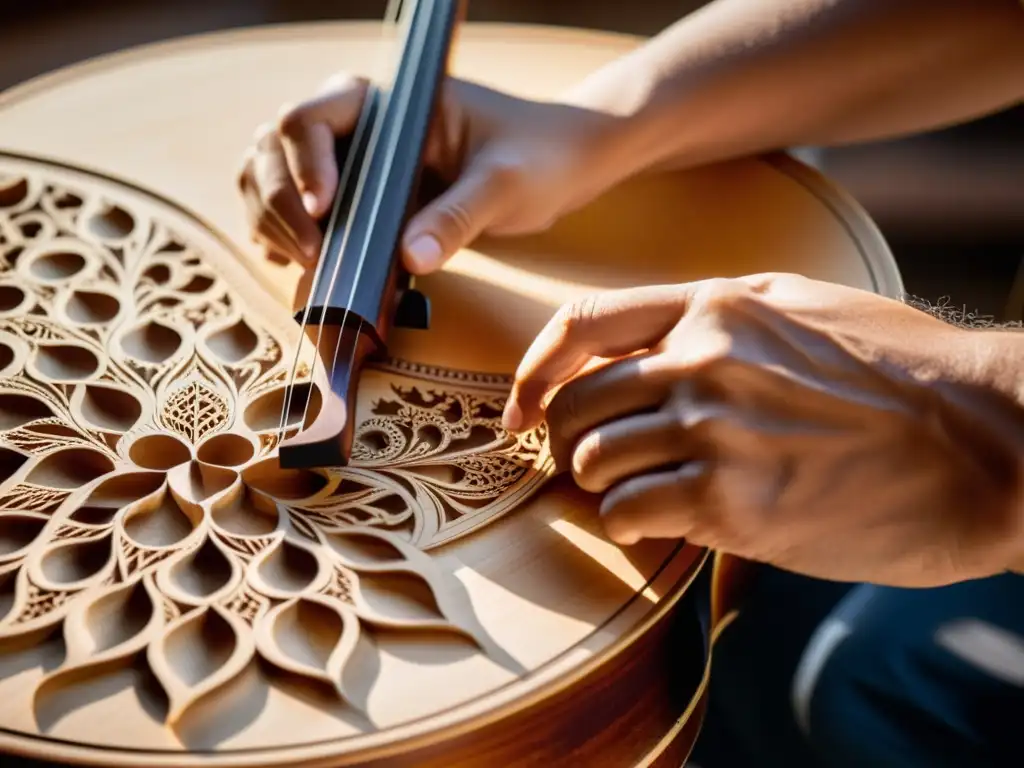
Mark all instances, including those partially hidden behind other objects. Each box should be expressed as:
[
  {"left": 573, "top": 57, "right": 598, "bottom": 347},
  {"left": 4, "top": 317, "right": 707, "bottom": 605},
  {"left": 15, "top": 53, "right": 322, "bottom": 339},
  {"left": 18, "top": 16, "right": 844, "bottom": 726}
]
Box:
[{"left": 0, "top": 21, "right": 902, "bottom": 768}]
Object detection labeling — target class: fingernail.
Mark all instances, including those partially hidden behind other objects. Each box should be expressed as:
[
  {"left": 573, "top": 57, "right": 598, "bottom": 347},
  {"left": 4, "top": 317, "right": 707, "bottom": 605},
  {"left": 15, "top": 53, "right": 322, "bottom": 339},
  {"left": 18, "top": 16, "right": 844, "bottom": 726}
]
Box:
[
  {"left": 501, "top": 400, "right": 523, "bottom": 431},
  {"left": 302, "top": 191, "right": 320, "bottom": 217},
  {"left": 404, "top": 234, "right": 443, "bottom": 272}
]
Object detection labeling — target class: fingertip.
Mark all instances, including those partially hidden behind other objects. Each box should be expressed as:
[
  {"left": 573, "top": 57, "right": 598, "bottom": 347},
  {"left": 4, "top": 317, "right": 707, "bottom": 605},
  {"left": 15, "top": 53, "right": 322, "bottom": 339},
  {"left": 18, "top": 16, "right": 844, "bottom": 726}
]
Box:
[
  {"left": 611, "top": 529, "right": 641, "bottom": 546},
  {"left": 402, "top": 233, "right": 445, "bottom": 274},
  {"left": 500, "top": 398, "right": 523, "bottom": 432},
  {"left": 599, "top": 503, "right": 640, "bottom": 545},
  {"left": 302, "top": 191, "right": 321, "bottom": 217}
]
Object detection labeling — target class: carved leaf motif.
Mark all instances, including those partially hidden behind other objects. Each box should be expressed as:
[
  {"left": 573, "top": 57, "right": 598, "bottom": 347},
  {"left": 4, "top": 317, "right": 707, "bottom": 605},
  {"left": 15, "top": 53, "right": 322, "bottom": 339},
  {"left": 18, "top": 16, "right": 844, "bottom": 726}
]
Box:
[
  {"left": 147, "top": 604, "right": 254, "bottom": 723},
  {"left": 0, "top": 160, "right": 553, "bottom": 735},
  {"left": 0, "top": 484, "right": 68, "bottom": 516},
  {"left": 161, "top": 380, "right": 229, "bottom": 444},
  {"left": 0, "top": 574, "right": 77, "bottom": 633},
  {"left": 2, "top": 423, "right": 98, "bottom": 457}
]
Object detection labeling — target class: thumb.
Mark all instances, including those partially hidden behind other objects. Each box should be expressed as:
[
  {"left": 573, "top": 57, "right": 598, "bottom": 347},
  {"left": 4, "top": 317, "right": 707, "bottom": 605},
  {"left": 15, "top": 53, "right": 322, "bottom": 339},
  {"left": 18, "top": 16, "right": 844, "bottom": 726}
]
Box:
[
  {"left": 401, "top": 165, "right": 511, "bottom": 274},
  {"left": 503, "top": 284, "right": 697, "bottom": 432}
]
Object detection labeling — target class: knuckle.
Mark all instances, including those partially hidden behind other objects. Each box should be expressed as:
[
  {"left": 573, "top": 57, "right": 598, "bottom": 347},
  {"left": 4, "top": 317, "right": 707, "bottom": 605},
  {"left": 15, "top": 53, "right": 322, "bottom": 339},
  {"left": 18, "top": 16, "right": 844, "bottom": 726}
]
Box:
[
  {"left": 570, "top": 436, "right": 609, "bottom": 492},
  {"left": 276, "top": 103, "right": 307, "bottom": 139},
  {"left": 747, "top": 271, "right": 803, "bottom": 291},
  {"left": 236, "top": 162, "right": 253, "bottom": 193},
  {"left": 319, "top": 71, "right": 368, "bottom": 96},
  {"left": 698, "top": 277, "right": 751, "bottom": 310},
  {"left": 434, "top": 202, "right": 474, "bottom": 238},
  {"left": 252, "top": 121, "right": 277, "bottom": 148},
  {"left": 667, "top": 396, "right": 723, "bottom": 437},
  {"left": 481, "top": 158, "right": 526, "bottom": 192},
  {"left": 555, "top": 293, "right": 601, "bottom": 338}
]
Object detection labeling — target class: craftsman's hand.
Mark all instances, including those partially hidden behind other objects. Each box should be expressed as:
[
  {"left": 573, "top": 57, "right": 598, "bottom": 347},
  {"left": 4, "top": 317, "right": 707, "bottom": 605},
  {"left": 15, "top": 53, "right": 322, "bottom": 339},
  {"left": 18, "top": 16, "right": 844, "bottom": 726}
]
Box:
[
  {"left": 237, "top": 73, "right": 625, "bottom": 273},
  {"left": 503, "top": 274, "right": 1024, "bottom": 587}
]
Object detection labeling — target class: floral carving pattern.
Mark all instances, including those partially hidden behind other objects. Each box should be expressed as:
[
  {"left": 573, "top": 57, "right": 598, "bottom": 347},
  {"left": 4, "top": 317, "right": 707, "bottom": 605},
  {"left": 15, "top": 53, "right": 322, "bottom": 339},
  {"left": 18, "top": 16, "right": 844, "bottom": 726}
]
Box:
[{"left": 0, "top": 158, "right": 552, "bottom": 735}]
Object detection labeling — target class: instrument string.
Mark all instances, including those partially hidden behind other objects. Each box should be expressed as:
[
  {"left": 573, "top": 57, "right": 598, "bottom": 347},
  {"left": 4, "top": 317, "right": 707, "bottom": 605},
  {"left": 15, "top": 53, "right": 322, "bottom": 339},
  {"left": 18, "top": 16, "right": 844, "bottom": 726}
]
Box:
[
  {"left": 322, "top": 0, "right": 431, "bottom": 415},
  {"left": 277, "top": 0, "right": 405, "bottom": 444}
]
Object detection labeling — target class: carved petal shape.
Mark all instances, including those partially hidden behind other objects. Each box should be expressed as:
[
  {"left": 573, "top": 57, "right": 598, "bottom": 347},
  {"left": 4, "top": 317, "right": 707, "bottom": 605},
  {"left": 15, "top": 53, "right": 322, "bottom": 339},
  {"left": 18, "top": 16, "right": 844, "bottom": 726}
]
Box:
[
  {"left": 0, "top": 512, "right": 48, "bottom": 558},
  {"left": 33, "top": 343, "right": 100, "bottom": 381},
  {"left": 29, "top": 249, "right": 86, "bottom": 281},
  {"left": 122, "top": 485, "right": 202, "bottom": 548},
  {"left": 73, "top": 383, "right": 142, "bottom": 433},
  {"left": 0, "top": 393, "right": 52, "bottom": 431},
  {"left": 205, "top": 318, "right": 258, "bottom": 364},
  {"left": 195, "top": 433, "right": 254, "bottom": 468},
  {"left": 87, "top": 203, "right": 135, "bottom": 240},
  {"left": 0, "top": 569, "right": 17, "bottom": 625},
  {"left": 168, "top": 461, "right": 237, "bottom": 506},
  {"left": 353, "top": 570, "right": 449, "bottom": 626},
  {"left": 35, "top": 531, "right": 115, "bottom": 589},
  {"left": 72, "top": 471, "right": 165, "bottom": 526},
  {"left": 60, "top": 576, "right": 161, "bottom": 667},
  {"left": 0, "top": 446, "right": 28, "bottom": 484},
  {"left": 242, "top": 383, "right": 321, "bottom": 433},
  {"left": 0, "top": 338, "right": 11, "bottom": 372},
  {"left": 242, "top": 457, "right": 328, "bottom": 501},
  {"left": 65, "top": 289, "right": 121, "bottom": 325},
  {"left": 323, "top": 528, "right": 408, "bottom": 570},
  {"left": 247, "top": 536, "right": 325, "bottom": 600},
  {"left": 254, "top": 597, "right": 359, "bottom": 703},
  {"left": 147, "top": 605, "right": 254, "bottom": 724},
  {"left": 27, "top": 448, "right": 114, "bottom": 489},
  {"left": 157, "top": 535, "right": 239, "bottom": 605},
  {"left": 129, "top": 434, "right": 190, "bottom": 471},
  {"left": 33, "top": 577, "right": 163, "bottom": 708},
  {"left": 338, "top": 532, "right": 496, "bottom": 654},
  {"left": 0, "top": 177, "right": 29, "bottom": 208},
  {"left": 210, "top": 485, "right": 279, "bottom": 537},
  {"left": 120, "top": 320, "right": 182, "bottom": 364},
  {"left": 0, "top": 284, "right": 27, "bottom": 314}
]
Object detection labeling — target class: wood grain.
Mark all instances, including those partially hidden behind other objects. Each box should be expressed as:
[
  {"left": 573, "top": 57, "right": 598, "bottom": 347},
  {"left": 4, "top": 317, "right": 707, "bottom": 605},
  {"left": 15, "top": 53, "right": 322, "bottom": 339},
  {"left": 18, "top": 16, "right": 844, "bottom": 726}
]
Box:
[{"left": 0, "top": 21, "right": 902, "bottom": 766}]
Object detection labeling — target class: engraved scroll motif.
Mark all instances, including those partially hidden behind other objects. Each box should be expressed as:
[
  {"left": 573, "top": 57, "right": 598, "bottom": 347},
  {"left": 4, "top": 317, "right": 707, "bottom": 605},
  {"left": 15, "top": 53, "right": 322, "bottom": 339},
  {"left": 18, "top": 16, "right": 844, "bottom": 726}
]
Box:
[{"left": 0, "top": 161, "right": 552, "bottom": 734}]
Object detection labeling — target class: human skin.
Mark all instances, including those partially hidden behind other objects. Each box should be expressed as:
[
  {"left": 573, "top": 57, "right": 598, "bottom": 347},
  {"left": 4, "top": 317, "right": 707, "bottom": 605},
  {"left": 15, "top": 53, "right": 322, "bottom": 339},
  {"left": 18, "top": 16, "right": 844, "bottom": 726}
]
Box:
[
  {"left": 238, "top": 0, "right": 1024, "bottom": 272},
  {"left": 501, "top": 274, "right": 1024, "bottom": 587},
  {"left": 236, "top": 0, "right": 1024, "bottom": 586}
]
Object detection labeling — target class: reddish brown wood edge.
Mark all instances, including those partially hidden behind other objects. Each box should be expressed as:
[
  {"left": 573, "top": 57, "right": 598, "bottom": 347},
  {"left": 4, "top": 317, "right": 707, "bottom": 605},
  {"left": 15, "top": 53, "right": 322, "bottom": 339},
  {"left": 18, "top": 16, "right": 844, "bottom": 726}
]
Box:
[{"left": 351, "top": 550, "right": 712, "bottom": 768}]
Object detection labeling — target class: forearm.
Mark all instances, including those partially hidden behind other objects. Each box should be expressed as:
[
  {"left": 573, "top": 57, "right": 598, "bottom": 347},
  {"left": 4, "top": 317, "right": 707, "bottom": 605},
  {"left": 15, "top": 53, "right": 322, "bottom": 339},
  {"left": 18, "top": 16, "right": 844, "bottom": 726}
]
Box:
[
  {"left": 568, "top": 0, "right": 1024, "bottom": 176},
  {"left": 946, "top": 329, "right": 1024, "bottom": 572}
]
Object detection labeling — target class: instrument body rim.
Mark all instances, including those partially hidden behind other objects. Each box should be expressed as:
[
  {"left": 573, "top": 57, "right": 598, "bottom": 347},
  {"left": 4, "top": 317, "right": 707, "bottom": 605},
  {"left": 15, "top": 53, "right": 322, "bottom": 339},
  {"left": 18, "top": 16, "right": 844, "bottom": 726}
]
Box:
[{"left": 0, "top": 17, "right": 903, "bottom": 767}]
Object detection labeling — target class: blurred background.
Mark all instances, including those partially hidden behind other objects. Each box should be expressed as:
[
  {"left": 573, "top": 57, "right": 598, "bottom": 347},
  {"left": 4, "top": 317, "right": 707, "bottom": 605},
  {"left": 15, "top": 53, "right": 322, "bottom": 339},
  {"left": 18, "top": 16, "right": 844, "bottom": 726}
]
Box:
[{"left": 2, "top": 0, "right": 1021, "bottom": 321}]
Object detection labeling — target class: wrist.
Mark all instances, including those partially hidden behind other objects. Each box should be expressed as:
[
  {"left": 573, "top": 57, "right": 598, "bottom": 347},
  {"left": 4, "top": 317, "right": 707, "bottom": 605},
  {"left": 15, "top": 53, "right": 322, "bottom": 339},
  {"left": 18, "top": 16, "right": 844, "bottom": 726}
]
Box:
[{"left": 559, "top": 51, "right": 680, "bottom": 186}]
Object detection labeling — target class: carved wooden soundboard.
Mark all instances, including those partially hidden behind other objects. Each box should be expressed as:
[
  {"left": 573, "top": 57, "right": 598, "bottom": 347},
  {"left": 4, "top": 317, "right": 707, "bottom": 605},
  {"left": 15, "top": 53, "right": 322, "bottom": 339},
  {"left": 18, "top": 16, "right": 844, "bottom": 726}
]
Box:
[{"left": 0, "top": 21, "right": 903, "bottom": 768}]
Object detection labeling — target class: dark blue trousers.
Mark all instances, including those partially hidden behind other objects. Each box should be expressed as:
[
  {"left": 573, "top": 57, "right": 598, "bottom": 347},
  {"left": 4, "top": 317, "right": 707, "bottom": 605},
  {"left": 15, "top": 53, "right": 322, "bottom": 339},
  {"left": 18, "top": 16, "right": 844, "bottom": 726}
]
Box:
[{"left": 690, "top": 566, "right": 1024, "bottom": 767}]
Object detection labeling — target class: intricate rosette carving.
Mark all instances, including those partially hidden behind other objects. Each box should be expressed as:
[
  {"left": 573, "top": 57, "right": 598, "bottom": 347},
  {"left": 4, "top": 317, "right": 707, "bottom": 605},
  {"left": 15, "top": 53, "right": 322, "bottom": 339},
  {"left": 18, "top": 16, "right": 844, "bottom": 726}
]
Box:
[{"left": 0, "top": 160, "right": 552, "bottom": 734}]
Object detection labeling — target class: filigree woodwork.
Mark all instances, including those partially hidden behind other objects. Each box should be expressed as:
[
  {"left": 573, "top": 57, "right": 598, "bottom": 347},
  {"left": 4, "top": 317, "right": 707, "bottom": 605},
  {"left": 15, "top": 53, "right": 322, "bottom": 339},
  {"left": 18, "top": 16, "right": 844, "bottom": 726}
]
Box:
[{"left": 0, "top": 157, "right": 553, "bottom": 741}]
